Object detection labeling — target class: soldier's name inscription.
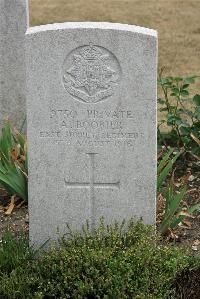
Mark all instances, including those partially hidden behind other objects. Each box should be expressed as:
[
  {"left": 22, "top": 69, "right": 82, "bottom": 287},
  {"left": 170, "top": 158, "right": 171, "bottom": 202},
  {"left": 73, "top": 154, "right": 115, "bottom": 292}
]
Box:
[{"left": 39, "top": 108, "right": 144, "bottom": 148}]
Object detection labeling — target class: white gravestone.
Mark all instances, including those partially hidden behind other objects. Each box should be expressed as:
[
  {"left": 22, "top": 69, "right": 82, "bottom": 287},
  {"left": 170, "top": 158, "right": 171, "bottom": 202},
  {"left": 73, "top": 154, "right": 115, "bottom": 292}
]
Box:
[
  {"left": 0, "top": 0, "right": 29, "bottom": 129},
  {"left": 26, "top": 22, "right": 157, "bottom": 247}
]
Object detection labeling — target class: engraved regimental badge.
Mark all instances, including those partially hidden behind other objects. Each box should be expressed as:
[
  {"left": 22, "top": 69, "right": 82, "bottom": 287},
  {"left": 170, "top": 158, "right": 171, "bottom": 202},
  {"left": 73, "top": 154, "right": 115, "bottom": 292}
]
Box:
[{"left": 62, "top": 43, "right": 121, "bottom": 103}]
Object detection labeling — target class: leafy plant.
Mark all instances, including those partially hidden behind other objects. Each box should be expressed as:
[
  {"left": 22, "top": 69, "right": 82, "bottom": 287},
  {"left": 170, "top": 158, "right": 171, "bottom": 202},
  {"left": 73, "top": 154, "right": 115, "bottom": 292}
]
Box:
[
  {"left": 157, "top": 148, "right": 200, "bottom": 235},
  {"left": 0, "top": 221, "right": 194, "bottom": 299},
  {"left": 0, "top": 231, "right": 34, "bottom": 275},
  {"left": 0, "top": 120, "right": 28, "bottom": 201},
  {"left": 158, "top": 72, "right": 200, "bottom": 155}
]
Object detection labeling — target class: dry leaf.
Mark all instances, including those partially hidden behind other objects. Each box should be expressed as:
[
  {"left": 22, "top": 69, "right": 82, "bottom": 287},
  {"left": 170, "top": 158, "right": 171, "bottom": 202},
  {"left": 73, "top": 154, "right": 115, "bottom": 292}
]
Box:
[
  {"left": 166, "top": 228, "right": 178, "bottom": 240},
  {"left": 178, "top": 224, "right": 192, "bottom": 229},
  {"left": 157, "top": 149, "right": 165, "bottom": 160},
  {"left": 174, "top": 182, "right": 182, "bottom": 187},
  {"left": 190, "top": 133, "right": 200, "bottom": 146},
  {"left": 11, "top": 145, "right": 19, "bottom": 161},
  {"left": 192, "top": 245, "right": 198, "bottom": 251},
  {"left": 182, "top": 219, "right": 192, "bottom": 228},
  {"left": 16, "top": 200, "right": 25, "bottom": 209},
  {"left": 188, "top": 175, "right": 195, "bottom": 182},
  {"left": 19, "top": 168, "right": 28, "bottom": 179},
  {"left": 5, "top": 195, "right": 16, "bottom": 215},
  {"left": 176, "top": 211, "right": 195, "bottom": 218},
  {"left": 20, "top": 155, "right": 26, "bottom": 161},
  {"left": 193, "top": 240, "right": 200, "bottom": 246},
  {"left": 181, "top": 200, "right": 189, "bottom": 208},
  {"left": 181, "top": 173, "right": 191, "bottom": 184}
]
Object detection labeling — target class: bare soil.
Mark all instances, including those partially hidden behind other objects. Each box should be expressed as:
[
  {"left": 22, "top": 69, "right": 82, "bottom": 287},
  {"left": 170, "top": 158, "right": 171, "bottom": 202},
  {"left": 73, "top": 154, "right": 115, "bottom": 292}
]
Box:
[
  {"left": 174, "top": 268, "right": 200, "bottom": 299},
  {"left": 29, "top": 0, "right": 200, "bottom": 77},
  {"left": 0, "top": 207, "right": 28, "bottom": 240}
]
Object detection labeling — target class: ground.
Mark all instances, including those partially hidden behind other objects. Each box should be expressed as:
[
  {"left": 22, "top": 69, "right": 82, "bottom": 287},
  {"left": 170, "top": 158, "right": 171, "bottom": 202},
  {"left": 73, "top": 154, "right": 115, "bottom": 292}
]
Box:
[
  {"left": 29, "top": 0, "right": 200, "bottom": 77},
  {"left": 0, "top": 206, "right": 28, "bottom": 240}
]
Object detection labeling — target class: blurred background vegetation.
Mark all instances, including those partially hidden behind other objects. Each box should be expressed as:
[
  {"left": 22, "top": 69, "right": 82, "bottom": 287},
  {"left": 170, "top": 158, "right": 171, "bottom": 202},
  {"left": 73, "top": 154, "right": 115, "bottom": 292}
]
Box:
[{"left": 29, "top": 0, "right": 200, "bottom": 76}]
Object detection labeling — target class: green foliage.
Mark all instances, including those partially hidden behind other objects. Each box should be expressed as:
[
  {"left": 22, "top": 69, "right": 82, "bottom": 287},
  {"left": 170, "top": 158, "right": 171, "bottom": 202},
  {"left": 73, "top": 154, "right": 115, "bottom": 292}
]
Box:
[
  {"left": 157, "top": 149, "right": 200, "bottom": 235},
  {"left": 0, "top": 221, "right": 195, "bottom": 299},
  {"left": 0, "top": 231, "right": 34, "bottom": 275},
  {"left": 158, "top": 73, "right": 200, "bottom": 155},
  {"left": 0, "top": 120, "right": 28, "bottom": 201},
  {"left": 157, "top": 148, "right": 180, "bottom": 192}
]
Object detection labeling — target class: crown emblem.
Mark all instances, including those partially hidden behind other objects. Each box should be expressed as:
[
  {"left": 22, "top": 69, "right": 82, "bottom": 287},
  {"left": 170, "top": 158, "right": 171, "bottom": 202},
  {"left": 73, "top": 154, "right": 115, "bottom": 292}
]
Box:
[
  {"left": 63, "top": 44, "right": 121, "bottom": 103},
  {"left": 80, "top": 43, "right": 102, "bottom": 61}
]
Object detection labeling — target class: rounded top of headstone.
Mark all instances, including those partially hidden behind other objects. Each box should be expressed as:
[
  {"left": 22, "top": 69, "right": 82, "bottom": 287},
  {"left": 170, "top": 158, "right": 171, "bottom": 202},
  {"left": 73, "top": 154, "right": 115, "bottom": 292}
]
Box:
[{"left": 26, "top": 22, "right": 157, "bottom": 37}]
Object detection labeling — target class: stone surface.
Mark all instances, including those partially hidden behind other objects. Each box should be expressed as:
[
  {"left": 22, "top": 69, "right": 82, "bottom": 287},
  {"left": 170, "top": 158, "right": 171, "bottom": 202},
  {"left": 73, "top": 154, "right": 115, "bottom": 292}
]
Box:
[
  {"left": 26, "top": 22, "right": 157, "bottom": 247},
  {"left": 0, "top": 0, "right": 29, "bottom": 129}
]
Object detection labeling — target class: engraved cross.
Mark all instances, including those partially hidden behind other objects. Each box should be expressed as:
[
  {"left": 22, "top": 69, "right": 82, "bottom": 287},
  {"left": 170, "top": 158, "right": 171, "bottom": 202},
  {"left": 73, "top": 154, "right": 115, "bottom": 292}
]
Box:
[{"left": 64, "top": 153, "right": 120, "bottom": 229}]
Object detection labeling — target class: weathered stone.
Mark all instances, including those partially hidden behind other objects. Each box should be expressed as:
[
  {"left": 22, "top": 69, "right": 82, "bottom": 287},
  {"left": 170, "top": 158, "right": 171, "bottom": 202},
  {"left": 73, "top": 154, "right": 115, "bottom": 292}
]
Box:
[
  {"left": 0, "top": 0, "right": 29, "bottom": 129},
  {"left": 26, "top": 22, "right": 157, "bottom": 247}
]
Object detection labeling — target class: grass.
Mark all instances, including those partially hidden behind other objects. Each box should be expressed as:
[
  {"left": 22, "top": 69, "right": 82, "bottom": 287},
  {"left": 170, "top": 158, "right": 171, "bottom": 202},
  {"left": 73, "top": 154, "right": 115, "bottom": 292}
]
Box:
[{"left": 29, "top": 0, "right": 200, "bottom": 77}]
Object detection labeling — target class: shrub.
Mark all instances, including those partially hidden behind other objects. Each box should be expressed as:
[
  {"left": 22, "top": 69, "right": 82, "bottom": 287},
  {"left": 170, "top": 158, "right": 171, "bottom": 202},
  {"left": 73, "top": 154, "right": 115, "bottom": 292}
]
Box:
[
  {"left": 158, "top": 73, "right": 200, "bottom": 155},
  {"left": 0, "top": 221, "right": 196, "bottom": 299},
  {"left": 0, "top": 231, "right": 34, "bottom": 276}
]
